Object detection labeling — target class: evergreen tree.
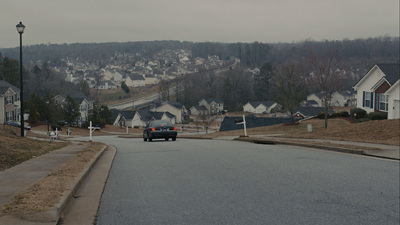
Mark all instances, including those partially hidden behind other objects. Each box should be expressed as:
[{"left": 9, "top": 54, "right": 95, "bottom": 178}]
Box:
[
  {"left": 254, "top": 62, "right": 274, "bottom": 101},
  {"left": 64, "top": 95, "right": 80, "bottom": 126},
  {"left": 29, "top": 104, "right": 38, "bottom": 124},
  {"left": 0, "top": 56, "right": 20, "bottom": 87},
  {"left": 99, "top": 105, "right": 112, "bottom": 125},
  {"left": 121, "top": 81, "right": 130, "bottom": 94}
]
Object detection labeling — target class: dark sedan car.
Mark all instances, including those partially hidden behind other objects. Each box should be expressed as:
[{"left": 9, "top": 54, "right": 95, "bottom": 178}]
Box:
[
  {"left": 5, "top": 121, "right": 31, "bottom": 130},
  {"left": 143, "top": 120, "right": 177, "bottom": 141}
]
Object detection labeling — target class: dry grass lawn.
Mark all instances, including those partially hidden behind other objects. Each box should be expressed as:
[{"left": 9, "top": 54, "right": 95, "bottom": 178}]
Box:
[
  {"left": 0, "top": 128, "right": 67, "bottom": 171},
  {"left": 201, "top": 118, "right": 400, "bottom": 146}
]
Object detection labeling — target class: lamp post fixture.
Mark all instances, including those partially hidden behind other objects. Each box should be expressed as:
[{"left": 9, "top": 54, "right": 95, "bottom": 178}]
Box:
[{"left": 16, "top": 22, "right": 25, "bottom": 137}]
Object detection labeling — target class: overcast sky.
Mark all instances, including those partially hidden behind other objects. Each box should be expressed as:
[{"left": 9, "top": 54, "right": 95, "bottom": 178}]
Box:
[{"left": 1, "top": 0, "right": 399, "bottom": 48}]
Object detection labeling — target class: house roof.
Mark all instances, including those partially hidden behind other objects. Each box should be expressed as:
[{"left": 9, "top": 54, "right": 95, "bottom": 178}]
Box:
[
  {"left": 0, "top": 80, "right": 19, "bottom": 94},
  {"left": 354, "top": 63, "right": 400, "bottom": 89},
  {"left": 386, "top": 79, "right": 400, "bottom": 95},
  {"left": 127, "top": 73, "right": 145, "bottom": 80},
  {"left": 155, "top": 101, "right": 184, "bottom": 110},
  {"left": 138, "top": 109, "right": 176, "bottom": 122},
  {"left": 308, "top": 92, "right": 325, "bottom": 99},
  {"left": 193, "top": 105, "right": 208, "bottom": 111},
  {"left": 111, "top": 109, "right": 121, "bottom": 121},
  {"left": 219, "top": 115, "right": 295, "bottom": 132},
  {"left": 335, "top": 90, "right": 355, "bottom": 97},
  {"left": 304, "top": 100, "right": 318, "bottom": 106},
  {"left": 294, "top": 107, "right": 335, "bottom": 118},
  {"left": 376, "top": 63, "right": 399, "bottom": 85},
  {"left": 248, "top": 101, "right": 276, "bottom": 108},
  {"left": 202, "top": 98, "right": 223, "bottom": 104},
  {"left": 120, "top": 111, "right": 137, "bottom": 120}
]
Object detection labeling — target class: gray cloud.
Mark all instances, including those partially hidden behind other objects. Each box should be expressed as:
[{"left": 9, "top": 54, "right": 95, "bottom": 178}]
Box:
[{"left": 1, "top": 0, "right": 398, "bottom": 48}]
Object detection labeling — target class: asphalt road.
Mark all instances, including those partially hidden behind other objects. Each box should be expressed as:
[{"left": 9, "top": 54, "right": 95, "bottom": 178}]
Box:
[{"left": 89, "top": 136, "right": 399, "bottom": 225}]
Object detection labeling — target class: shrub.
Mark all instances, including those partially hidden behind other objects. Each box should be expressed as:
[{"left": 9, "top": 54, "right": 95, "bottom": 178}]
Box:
[
  {"left": 316, "top": 112, "right": 331, "bottom": 119},
  {"left": 367, "top": 112, "right": 388, "bottom": 120},
  {"left": 51, "top": 124, "right": 62, "bottom": 131},
  {"left": 331, "top": 111, "right": 349, "bottom": 118},
  {"left": 350, "top": 108, "right": 367, "bottom": 119}
]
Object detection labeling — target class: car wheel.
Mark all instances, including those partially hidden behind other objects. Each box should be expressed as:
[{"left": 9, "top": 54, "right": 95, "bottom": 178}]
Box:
[
  {"left": 165, "top": 138, "right": 169, "bottom": 141},
  {"left": 172, "top": 137, "right": 176, "bottom": 141}
]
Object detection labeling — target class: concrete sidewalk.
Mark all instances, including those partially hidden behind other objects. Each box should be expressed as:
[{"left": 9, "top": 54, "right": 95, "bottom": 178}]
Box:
[{"left": 0, "top": 141, "right": 107, "bottom": 225}]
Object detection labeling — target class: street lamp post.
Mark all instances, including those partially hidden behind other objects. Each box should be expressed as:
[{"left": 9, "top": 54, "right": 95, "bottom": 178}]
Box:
[{"left": 16, "top": 22, "right": 25, "bottom": 137}]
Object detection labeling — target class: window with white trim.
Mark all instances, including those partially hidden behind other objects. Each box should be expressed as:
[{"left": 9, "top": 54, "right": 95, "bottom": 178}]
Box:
[
  {"left": 364, "top": 92, "right": 371, "bottom": 108},
  {"left": 6, "top": 111, "right": 14, "bottom": 121},
  {"left": 378, "top": 93, "right": 388, "bottom": 111},
  {"left": 6, "top": 96, "right": 13, "bottom": 104}
]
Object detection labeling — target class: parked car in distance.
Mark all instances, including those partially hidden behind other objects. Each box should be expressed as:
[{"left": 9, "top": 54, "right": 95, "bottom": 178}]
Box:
[
  {"left": 143, "top": 120, "right": 177, "bottom": 142},
  {"left": 5, "top": 121, "right": 31, "bottom": 130}
]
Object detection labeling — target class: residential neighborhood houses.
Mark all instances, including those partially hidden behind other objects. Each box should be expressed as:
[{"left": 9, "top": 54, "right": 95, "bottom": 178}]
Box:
[
  {"left": 59, "top": 49, "right": 237, "bottom": 89},
  {"left": 243, "top": 101, "right": 282, "bottom": 114},
  {"left": 1, "top": 62, "right": 399, "bottom": 130}
]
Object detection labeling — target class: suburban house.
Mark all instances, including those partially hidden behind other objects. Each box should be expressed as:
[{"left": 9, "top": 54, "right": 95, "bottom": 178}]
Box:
[
  {"left": 125, "top": 73, "right": 145, "bottom": 87},
  {"left": 114, "top": 109, "right": 176, "bottom": 128},
  {"left": 189, "top": 105, "right": 208, "bottom": 116},
  {"left": 133, "top": 110, "right": 176, "bottom": 127},
  {"left": 97, "top": 81, "right": 119, "bottom": 90},
  {"left": 144, "top": 74, "right": 158, "bottom": 85},
  {"left": 353, "top": 63, "right": 399, "bottom": 118},
  {"left": 0, "top": 80, "right": 20, "bottom": 124},
  {"left": 114, "top": 111, "right": 137, "bottom": 128},
  {"left": 198, "top": 98, "right": 224, "bottom": 115},
  {"left": 303, "top": 100, "right": 320, "bottom": 107},
  {"left": 330, "top": 91, "right": 356, "bottom": 107},
  {"left": 243, "top": 101, "right": 282, "bottom": 114},
  {"left": 292, "top": 107, "right": 335, "bottom": 119},
  {"left": 152, "top": 101, "right": 187, "bottom": 123},
  {"left": 306, "top": 93, "right": 324, "bottom": 107},
  {"left": 54, "top": 94, "right": 94, "bottom": 126},
  {"left": 306, "top": 91, "right": 355, "bottom": 107}
]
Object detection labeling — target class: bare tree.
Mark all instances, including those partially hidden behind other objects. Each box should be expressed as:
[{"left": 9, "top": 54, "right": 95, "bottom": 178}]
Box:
[
  {"left": 308, "top": 48, "right": 342, "bottom": 128},
  {"left": 158, "top": 79, "right": 170, "bottom": 101},
  {"left": 200, "top": 112, "right": 217, "bottom": 134},
  {"left": 92, "top": 70, "right": 103, "bottom": 103},
  {"left": 271, "top": 60, "right": 307, "bottom": 121}
]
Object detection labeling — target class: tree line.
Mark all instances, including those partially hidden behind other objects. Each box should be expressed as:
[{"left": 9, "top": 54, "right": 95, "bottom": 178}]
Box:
[{"left": 1, "top": 36, "right": 397, "bottom": 69}]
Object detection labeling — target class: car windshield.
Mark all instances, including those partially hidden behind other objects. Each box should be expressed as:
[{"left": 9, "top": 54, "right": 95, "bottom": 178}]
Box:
[{"left": 151, "top": 121, "right": 173, "bottom": 127}]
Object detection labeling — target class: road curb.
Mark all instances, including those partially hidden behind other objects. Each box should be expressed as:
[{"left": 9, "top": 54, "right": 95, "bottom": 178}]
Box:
[
  {"left": 233, "top": 137, "right": 399, "bottom": 161},
  {"left": 18, "top": 144, "right": 108, "bottom": 224}
]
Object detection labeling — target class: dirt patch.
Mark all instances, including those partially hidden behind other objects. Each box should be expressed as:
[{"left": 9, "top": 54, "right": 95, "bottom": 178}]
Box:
[{"left": 0, "top": 142, "right": 105, "bottom": 215}]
